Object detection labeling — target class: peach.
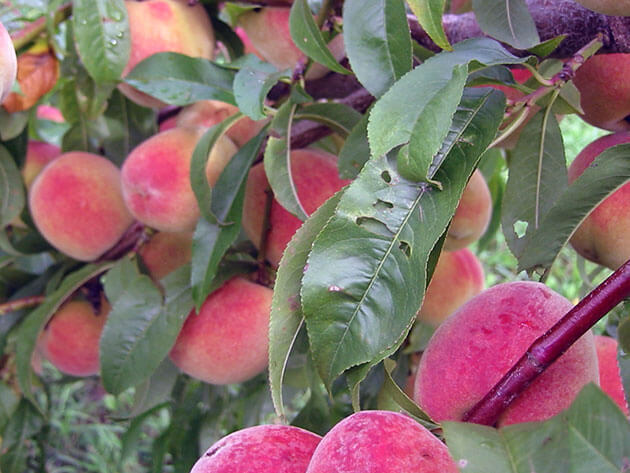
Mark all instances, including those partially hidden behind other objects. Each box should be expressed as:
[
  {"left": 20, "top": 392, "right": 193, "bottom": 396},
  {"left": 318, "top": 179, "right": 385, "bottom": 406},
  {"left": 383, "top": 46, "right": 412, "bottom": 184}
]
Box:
[
  {"left": 417, "top": 248, "right": 484, "bottom": 327},
  {"left": 21, "top": 141, "right": 61, "bottom": 189},
  {"left": 0, "top": 21, "right": 17, "bottom": 103},
  {"left": 242, "top": 148, "right": 350, "bottom": 266},
  {"left": 235, "top": 26, "right": 263, "bottom": 59},
  {"left": 443, "top": 169, "right": 492, "bottom": 251},
  {"left": 175, "top": 100, "right": 266, "bottom": 147},
  {"left": 573, "top": 0, "right": 630, "bottom": 16},
  {"left": 594, "top": 335, "right": 629, "bottom": 415},
  {"left": 414, "top": 281, "right": 599, "bottom": 426},
  {"left": 138, "top": 231, "right": 192, "bottom": 280},
  {"left": 306, "top": 410, "right": 458, "bottom": 473},
  {"left": 573, "top": 54, "right": 630, "bottom": 132},
  {"left": 36, "top": 104, "right": 64, "bottom": 122},
  {"left": 568, "top": 132, "right": 630, "bottom": 269},
  {"left": 120, "top": 0, "right": 215, "bottom": 108},
  {"left": 38, "top": 296, "right": 110, "bottom": 376},
  {"left": 29, "top": 152, "right": 134, "bottom": 261},
  {"left": 190, "top": 424, "right": 321, "bottom": 473},
  {"left": 121, "top": 127, "right": 238, "bottom": 232},
  {"left": 169, "top": 277, "right": 273, "bottom": 385}
]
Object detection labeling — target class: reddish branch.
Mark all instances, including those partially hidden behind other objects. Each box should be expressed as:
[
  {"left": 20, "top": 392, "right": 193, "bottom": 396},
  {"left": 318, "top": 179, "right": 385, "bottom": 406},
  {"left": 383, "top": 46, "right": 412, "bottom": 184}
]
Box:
[
  {"left": 0, "top": 295, "right": 45, "bottom": 316},
  {"left": 463, "top": 259, "right": 630, "bottom": 426}
]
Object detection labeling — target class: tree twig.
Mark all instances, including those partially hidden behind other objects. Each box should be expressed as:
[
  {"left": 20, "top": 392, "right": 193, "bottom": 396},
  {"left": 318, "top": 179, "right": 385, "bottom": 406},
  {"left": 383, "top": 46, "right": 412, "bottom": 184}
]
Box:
[{"left": 0, "top": 296, "right": 45, "bottom": 316}]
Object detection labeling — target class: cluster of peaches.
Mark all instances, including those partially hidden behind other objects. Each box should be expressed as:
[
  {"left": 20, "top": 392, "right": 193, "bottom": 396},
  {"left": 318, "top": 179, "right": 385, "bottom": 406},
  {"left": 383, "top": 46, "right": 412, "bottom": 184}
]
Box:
[{"left": 2, "top": 0, "right": 630, "bottom": 471}]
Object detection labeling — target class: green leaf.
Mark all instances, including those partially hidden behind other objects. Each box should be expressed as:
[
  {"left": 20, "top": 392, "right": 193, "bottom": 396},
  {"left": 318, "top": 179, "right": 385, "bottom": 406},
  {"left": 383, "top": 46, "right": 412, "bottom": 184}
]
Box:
[
  {"left": 72, "top": 0, "right": 130, "bottom": 82},
  {"left": 294, "top": 103, "right": 362, "bottom": 137},
  {"left": 338, "top": 111, "right": 371, "bottom": 179},
  {"left": 368, "top": 38, "right": 522, "bottom": 161},
  {"left": 343, "top": 0, "right": 413, "bottom": 97},
  {"left": 516, "top": 144, "right": 630, "bottom": 274},
  {"left": 289, "top": 0, "right": 349, "bottom": 75},
  {"left": 301, "top": 88, "right": 504, "bottom": 388},
  {"left": 129, "top": 358, "right": 179, "bottom": 418},
  {"left": 234, "top": 57, "right": 290, "bottom": 120},
  {"left": 0, "top": 145, "right": 24, "bottom": 228},
  {"left": 0, "top": 401, "right": 44, "bottom": 473},
  {"left": 444, "top": 384, "right": 630, "bottom": 473},
  {"left": 15, "top": 262, "right": 113, "bottom": 406},
  {"left": 0, "top": 381, "right": 18, "bottom": 432},
  {"left": 124, "top": 52, "right": 236, "bottom": 106},
  {"left": 190, "top": 127, "right": 268, "bottom": 308},
  {"left": 407, "top": 0, "right": 452, "bottom": 51},
  {"left": 269, "top": 191, "right": 343, "bottom": 420},
  {"left": 502, "top": 112, "right": 566, "bottom": 261},
  {"left": 472, "top": 0, "right": 540, "bottom": 50},
  {"left": 528, "top": 35, "right": 566, "bottom": 58}
]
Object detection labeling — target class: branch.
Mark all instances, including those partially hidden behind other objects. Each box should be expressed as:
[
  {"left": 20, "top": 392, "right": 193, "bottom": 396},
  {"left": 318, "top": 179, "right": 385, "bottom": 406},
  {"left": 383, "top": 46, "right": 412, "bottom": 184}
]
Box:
[
  {"left": 0, "top": 296, "right": 45, "bottom": 316},
  {"left": 463, "top": 258, "right": 630, "bottom": 426}
]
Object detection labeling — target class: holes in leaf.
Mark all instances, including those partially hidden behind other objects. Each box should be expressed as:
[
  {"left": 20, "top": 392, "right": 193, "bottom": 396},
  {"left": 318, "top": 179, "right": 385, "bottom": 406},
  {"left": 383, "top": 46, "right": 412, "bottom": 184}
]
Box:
[
  {"left": 513, "top": 220, "right": 528, "bottom": 238},
  {"left": 381, "top": 170, "right": 392, "bottom": 183},
  {"left": 373, "top": 199, "right": 394, "bottom": 211},
  {"left": 399, "top": 241, "right": 411, "bottom": 258},
  {"left": 356, "top": 216, "right": 393, "bottom": 237}
]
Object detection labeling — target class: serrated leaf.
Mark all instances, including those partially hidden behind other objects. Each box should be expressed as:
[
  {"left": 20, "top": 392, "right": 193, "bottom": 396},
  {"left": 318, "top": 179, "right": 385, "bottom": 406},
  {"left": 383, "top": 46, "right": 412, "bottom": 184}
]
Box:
[
  {"left": 407, "top": 0, "right": 452, "bottom": 51},
  {"left": 379, "top": 358, "right": 434, "bottom": 423},
  {"left": 72, "top": 0, "right": 130, "bottom": 82},
  {"left": 502, "top": 112, "right": 566, "bottom": 260},
  {"left": 301, "top": 89, "right": 504, "bottom": 388},
  {"left": 368, "top": 38, "right": 522, "bottom": 161},
  {"left": 338, "top": 111, "right": 371, "bottom": 179},
  {"left": 444, "top": 384, "right": 630, "bottom": 473},
  {"left": 190, "top": 127, "right": 268, "bottom": 308},
  {"left": 124, "top": 52, "right": 236, "bottom": 106},
  {"left": 294, "top": 103, "right": 362, "bottom": 137},
  {"left": 15, "top": 263, "right": 113, "bottom": 405},
  {"left": 0, "top": 145, "right": 24, "bottom": 228},
  {"left": 343, "top": 0, "right": 413, "bottom": 97},
  {"left": 234, "top": 58, "right": 290, "bottom": 120},
  {"left": 517, "top": 144, "right": 630, "bottom": 274},
  {"left": 269, "top": 191, "right": 343, "bottom": 420},
  {"left": 472, "top": 0, "right": 540, "bottom": 50},
  {"left": 289, "top": 0, "right": 349, "bottom": 75}
]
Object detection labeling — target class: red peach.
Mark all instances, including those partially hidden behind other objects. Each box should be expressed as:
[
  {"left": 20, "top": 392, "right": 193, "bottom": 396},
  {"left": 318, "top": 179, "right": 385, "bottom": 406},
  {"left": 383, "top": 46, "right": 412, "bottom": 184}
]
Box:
[
  {"left": 29, "top": 152, "right": 134, "bottom": 261},
  {"left": 306, "top": 410, "right": 458, "bottom": 473},
  {"left": 138, "top": 231, "right": 192, "bottom": 281},
  {"left": 417, "top": 248, "right": 485, "bottom": 327},
  {"left": 595, "top": 335, "right": 629, "bottom": 415},
  {"left": 169, "top": 277, "right": 273, "bottom": 385},
  {"left": 36, "top": 104, "right": 64, "bottom": 122},
  {"left": 414, "top": 281, "right": 599, "bottom": 426},
  {"left": 242, "top": 148, "right": 350, "bottom": 266},
  {"left": 190, "top": 424, "right": 321, "bottom": 473},
  {"left": 568, "top": 132, "right": 630, "bottom": 269},
  {"left": 0, "top": 21, "right": 16, "bottom": 103},
  {"left": 443, "top": 169, "right": 492, "bottom": 251},
  {"left": 21, "top": 140, "right": 61, "bottom": 189}
]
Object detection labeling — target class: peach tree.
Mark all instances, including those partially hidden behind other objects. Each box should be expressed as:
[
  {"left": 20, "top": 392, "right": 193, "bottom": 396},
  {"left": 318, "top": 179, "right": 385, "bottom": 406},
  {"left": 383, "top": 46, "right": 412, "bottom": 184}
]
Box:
[{"left": 0, "top": 0, "right": 630, "bottom": 471}]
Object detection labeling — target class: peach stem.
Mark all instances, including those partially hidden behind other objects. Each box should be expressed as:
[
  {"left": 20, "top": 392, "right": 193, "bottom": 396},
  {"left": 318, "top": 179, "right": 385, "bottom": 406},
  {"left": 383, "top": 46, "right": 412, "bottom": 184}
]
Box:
[
  {"left": 463, "top": 258, "right": 630, "bottom": 425},
  {"left": 0, "top": 295, "right": 45, "bottom": 316}
]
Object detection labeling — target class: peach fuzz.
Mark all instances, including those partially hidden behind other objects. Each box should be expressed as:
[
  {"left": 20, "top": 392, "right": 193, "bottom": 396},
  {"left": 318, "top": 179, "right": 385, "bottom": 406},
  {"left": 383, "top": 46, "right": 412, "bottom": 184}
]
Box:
[
  {"left": 443, "top": 169, "right": 492, "bottom": 251},
  {"left": 306, "top": 410, "right": 457, "bottom": 473},
  {"left": 169, "top": 277, "right": 273, "bottom": 385},
  {"left": 37, "top": 296, "right": 110, "bottom": 376},
  {"left": 190, "top": 424, "right": 321, "bottom": 473},
  {"left": 138, "top": 231, "right": 192, "bottom": 281},
  {"left": 121, "top": 127, "right": 238, "bottom": 232},
  {"left": 414, "top": 281, "right": 599, "bottom": 426},
  {"left": 120, "top": 0, "right": 215, "bottom": 108},
  {"left": 417, "top": 248, "right": 484, "bottom": 327},
  {"left": 0, "top": 21, "right": 17, "bottom": 103},
  {"left": 21, "top": 141, "right": 61, "bottom": 189},
  {"left": 594, "top": 335, "right": 629, "bottom": 415},
  {"left": 29, "top": 152, "right": 133, "bottom": 261},
  {"left": 568, "top": 132, "right": 630, "bottom": 270},
  {"left": 573, "top": 54, "right": 630, "bottom": 132},
  {"left": 242, "top": 148, "right": 350, "bottom": 266}
]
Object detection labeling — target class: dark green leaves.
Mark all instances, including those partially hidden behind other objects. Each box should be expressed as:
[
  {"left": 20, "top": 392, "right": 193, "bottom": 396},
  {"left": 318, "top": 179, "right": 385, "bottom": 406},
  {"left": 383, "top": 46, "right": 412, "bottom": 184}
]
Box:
[
  {"left": 407, "top": 0, "right": 451, "bottom": 51},
  {"left": 72, "top": 0, "right": 130, "bottom": 83},
  {"left": 343, "top": 0, "right": 413, "bottom": 98},
  {"left": 234, "top": 57, "right": 290, "bottom": 120},
  {"left": 301, "top": 89, "right": 505, "bottom": 388},
  {"left": 124, "top": 53, "right": 236, "bottom": 106},
  {"left": 0, "top": 145, "right": 24, "bottom": 227},
  {"left": 472, "top": 0, "right": 540, "bottom": 50}
]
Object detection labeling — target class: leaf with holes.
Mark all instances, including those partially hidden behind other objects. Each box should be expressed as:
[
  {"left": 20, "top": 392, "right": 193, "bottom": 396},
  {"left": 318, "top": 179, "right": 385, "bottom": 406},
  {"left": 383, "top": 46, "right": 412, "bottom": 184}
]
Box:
[{"left": 301, "top": 88, "right": 504, "bottom": 388}]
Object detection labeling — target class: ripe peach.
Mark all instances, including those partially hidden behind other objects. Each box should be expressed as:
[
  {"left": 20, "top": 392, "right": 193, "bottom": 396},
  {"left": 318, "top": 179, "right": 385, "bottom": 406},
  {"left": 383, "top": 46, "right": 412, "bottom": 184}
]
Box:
[
  {"left": 242, "top": 148, "right": 350, "bottom": 266},
  {"left": 190, "top": 424, "right": 321, "bottom": 473},
  {"left": 568, "top": 132, "right": 630, "bottom": 269},
  {"left": 573, "top": 54, "right": 630, "bottom": 132},
  {"left": 120, "top": 0, "right": 215, "bottom": 108},
  {"left": 121, "top": 127, "right": 238, "bottom": 232},
  {"left": 443, "top": 169, "right": 492, "bottom": 251},
  {"left": 175, "top": 100, "right": 266, "bottom": 147},
  {"left": 573, "top": 0, "right": 630, "bottom": 16},
  {"left": 235, "top": 26, "right": 263, "bottom": 59},
  {"left": 21, "top": 141, "right": 61, "bottom": 189},
  {"left": 306, "top": 410, "right": 458, "bottom": 473},
  {"left": 29, "top": 152, "right": 134, "bottom": 261},
  {"left": 38, "top": 296, "right": 110, "bottom": 376},
  {"left": 36, "top": 104, "right": 64, "bottom": 122},
  {"left": 414, "top": 281, "right": 599, "bottom": 426},
  {"left": 169, "top": 277, "right": 273, "bottom": 385},
  {"left": 417, "top": 248, "right": 484, "bottom": 327},
  {"left": 0, "top": 21, "right": 17, "bottom": 103},
  {"left": 138, "top": 231, "right": 192, "bottom": 280},
  {"left": 594, "top": 335, "right": 629, "bottom": 415}
]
